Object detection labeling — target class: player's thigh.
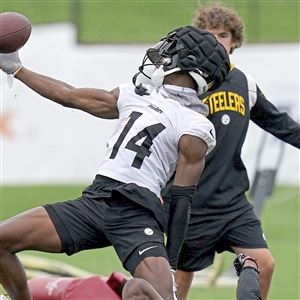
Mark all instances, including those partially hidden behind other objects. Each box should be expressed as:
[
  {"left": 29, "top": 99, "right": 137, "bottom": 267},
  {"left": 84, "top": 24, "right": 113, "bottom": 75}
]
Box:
[
  {"left": 224, "top": 207, "right": 268, "bottom": 251},
  {"left": 134, "top": 256, "right": 173, "bottom": 300},
  {"left": 104, "top": 197, "right": 166, "bottom": 271},
  {"left": 104, "top": 198, "right": 173, "bottom": 298},
  {"left": 176, "top": 214, "right": 223, "bottom": 272},
  {"left": 0, "top": 206, "right": 61, "bottom": 253}
]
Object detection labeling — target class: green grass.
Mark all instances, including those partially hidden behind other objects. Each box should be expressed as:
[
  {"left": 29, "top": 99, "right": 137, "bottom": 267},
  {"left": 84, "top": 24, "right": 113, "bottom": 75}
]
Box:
[
  {"left": 1, "top": 0, "right": 72, "bottom": 24},
  {"left": 75, "top": 1, "right": 198, "bottom": 43},
  {"left": 76, "top": 0, "right": 300, "bottom": 43},
  {"left": 0, "top": 184, "right": 299, "bottom": 299},
  {"left": 1, "top": 0, "right": 299, "bottom": 43},
  {"left": 230, "top": 1, "right": 299, "bottom": 43}
]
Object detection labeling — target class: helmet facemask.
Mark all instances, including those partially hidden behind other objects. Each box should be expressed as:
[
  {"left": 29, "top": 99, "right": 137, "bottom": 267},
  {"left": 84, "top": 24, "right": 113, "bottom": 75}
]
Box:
[{"left": 133, "top": 35, "right": 181, "bottom": 88}]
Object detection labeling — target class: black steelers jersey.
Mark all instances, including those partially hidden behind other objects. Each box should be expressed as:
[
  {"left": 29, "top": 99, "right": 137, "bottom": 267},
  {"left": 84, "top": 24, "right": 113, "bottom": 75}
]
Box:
[{"left": 191, "top": 67, "right": 300, "bottom": 210}]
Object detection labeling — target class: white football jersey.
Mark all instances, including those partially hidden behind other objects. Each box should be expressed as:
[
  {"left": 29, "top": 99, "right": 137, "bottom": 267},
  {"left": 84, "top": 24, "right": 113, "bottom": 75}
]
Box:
[{"left": 98, "top": 83, "right": 215, "bottom": 197}]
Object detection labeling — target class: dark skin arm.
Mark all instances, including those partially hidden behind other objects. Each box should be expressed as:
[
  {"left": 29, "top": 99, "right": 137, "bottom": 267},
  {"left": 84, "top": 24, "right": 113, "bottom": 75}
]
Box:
[
  {"left": 167, "top": 134, "right": 208, "bottom": 269},
  {"left": 174, "top": 134, "right": 207, "bottom": 186},
  {"left": 15, "top": 67, "right": 119, "bottom": 119}
]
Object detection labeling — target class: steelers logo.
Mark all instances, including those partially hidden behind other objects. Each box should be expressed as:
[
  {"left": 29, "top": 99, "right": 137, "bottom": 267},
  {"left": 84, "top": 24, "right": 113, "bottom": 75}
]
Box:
[
  {"left": 221, "top": 114, "right": 230, "bottom": 125},
  {"left": 144, "top": 228, "right": 154, "bottom": 235}
]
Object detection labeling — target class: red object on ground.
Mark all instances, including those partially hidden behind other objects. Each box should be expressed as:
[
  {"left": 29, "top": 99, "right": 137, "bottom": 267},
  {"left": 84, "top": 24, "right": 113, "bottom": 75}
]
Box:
[
  {"left": 106, "top": 272, "right": 128, "bottom": 297},
  {"left": 28, "top": 276, "right": 121, "bottom": 300}
]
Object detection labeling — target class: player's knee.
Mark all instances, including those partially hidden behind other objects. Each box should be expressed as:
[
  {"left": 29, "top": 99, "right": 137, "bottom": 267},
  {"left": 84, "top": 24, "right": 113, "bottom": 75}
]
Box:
[
  {"left": 176, "top": 269, "right": 194, "bottom": 286},
  {"left": 260, "top": 255, "right": 275, "bottom": 277},
  {"left": 0, "top": 224, "right": 8, "bottom": 253},
  {"left": 0, "top": 239, "right": 10, "bottom": 258},
  {"left": 0, "top": 223, "right": 20, "bottom": 255}
]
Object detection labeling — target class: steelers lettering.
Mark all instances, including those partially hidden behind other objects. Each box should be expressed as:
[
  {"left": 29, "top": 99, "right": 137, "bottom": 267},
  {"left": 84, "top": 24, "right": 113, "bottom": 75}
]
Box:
[{"left": 202, "top": 91, "right": 245, "bottom": 116}]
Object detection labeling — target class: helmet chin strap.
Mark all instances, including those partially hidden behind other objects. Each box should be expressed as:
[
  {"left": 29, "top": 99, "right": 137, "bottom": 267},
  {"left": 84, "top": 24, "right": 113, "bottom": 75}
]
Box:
[
  {"left": 151, "top": 66, "right": 181, "bottom": 88},
  {"left": 133, "top": 65, "right": 156, "bottom": 87}
]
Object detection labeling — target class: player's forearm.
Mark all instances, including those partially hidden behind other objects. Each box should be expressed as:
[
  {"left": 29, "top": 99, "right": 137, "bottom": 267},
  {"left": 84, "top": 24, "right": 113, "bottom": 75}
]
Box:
[
  {"left": 167, "top": 197, "right": 190, "bottom": 270},
  {"left": 251, "top": 91, "right": 300, "bottom": 148},
  {"left": 166, "top": 185, "right": 196, "bottom": 270},
  {"left": 16, "top": 67, "right": 77, "bottom": 108},
  {"left": 15, "top": 67, "right": 119, "bottom": 119}
]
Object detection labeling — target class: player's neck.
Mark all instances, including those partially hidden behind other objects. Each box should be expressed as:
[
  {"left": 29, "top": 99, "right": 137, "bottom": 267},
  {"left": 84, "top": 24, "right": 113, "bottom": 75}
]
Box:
[{"left": 164, "top": 73, "right": 197, "bottom": 92}]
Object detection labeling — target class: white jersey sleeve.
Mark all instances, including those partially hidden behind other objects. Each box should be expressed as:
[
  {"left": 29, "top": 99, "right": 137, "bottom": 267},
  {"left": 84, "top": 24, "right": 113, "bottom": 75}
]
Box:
[{"left": 176, "top": 108, "right": 216, "bottom": 155}]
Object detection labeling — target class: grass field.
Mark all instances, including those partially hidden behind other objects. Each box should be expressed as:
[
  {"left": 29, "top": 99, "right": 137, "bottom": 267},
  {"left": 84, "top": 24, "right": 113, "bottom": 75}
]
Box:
[
  {"left": 1, "top": 0, "right": 299, "bottom": 43},
  {"left": 0, "top": 184, "right": 299, "bottom": 299}
]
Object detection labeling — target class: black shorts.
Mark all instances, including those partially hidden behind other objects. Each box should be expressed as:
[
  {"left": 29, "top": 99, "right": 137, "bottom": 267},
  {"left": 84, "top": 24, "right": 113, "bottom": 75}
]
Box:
[
  {"left": 44, "top": 175, "right": 168, "bottom": 274},
  {"left": 165, "top": 195, "right": 268, "bottom": 272}
]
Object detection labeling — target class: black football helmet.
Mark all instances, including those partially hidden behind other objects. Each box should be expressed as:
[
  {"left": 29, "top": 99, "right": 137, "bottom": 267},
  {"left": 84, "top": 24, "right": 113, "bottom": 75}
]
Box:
[{"left": 133, "top": 25, "right": 230, "bottom": 95}]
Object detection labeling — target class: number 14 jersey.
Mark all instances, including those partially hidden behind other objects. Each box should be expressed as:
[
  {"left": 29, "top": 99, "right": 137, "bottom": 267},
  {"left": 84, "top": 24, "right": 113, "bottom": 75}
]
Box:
[{"left": 98, "top": 83, "right": 216, "bottom": 197}]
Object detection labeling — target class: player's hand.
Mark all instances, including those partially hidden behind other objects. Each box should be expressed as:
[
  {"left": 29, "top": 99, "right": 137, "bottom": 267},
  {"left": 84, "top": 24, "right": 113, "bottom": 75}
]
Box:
[{"left": 0, "top": 51, "right": 22, "bottom": 75}]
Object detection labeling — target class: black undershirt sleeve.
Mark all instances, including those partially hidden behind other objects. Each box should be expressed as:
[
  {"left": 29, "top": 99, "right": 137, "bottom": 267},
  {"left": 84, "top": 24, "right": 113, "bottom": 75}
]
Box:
[
  {"left": 250, "top": 86, "right": 300, "bottom": 148},
  {"left": 166, "top": 185, "right": 196, "bottom": 270},
  {"left": 237, "top": 268, "right": 262, "bottom": 300}
]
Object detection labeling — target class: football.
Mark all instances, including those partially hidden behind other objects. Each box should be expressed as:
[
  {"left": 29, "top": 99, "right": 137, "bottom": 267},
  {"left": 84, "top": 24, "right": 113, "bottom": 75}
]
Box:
[{"left": 0, "top": 12, "right": 32, "bottom": 53}]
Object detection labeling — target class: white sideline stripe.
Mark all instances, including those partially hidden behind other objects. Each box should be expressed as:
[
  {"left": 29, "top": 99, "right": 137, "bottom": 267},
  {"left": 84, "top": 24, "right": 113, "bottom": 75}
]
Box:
[{"left": 192, "top": 272, "right": 237, "bottom": 287}]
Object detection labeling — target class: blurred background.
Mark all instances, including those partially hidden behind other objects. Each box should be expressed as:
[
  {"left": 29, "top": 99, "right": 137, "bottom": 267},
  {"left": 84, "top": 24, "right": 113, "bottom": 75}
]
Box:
[
  {"left": 1, "top": 0, "right": 299, "bottom": 43},
  {"left": 1, "top": 0, "right": 299, "bottom": 299}
]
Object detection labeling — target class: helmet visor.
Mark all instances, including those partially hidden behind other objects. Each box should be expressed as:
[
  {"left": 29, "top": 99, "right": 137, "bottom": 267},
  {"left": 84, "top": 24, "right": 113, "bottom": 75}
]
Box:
[
  {"left": 147, "top": 48, "right": 163, "bottom": 64},
  {"left": 146, "top": 38, "right": 176, "bottom": 65}
]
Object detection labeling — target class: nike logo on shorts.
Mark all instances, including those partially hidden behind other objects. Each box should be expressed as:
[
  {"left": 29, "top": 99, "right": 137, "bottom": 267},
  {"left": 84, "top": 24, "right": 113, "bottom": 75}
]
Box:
[{"left": 138, "top": 245, "right": 158, "bottom": 255}]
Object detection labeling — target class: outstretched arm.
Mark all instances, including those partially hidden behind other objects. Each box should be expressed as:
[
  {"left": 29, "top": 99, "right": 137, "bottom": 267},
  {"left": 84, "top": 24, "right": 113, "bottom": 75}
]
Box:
[
  {"left": 0, "top": 52, "right": 119, "bottom": 119},
  {"left": 166, "top": 134, "right": 208, "bottom": 270}
]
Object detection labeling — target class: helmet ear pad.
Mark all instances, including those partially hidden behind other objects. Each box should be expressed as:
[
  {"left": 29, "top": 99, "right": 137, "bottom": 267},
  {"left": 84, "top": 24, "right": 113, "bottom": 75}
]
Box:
[
  {"left": 151, "top": 66, "right": 181, "bottom": 88},
  {"left": 189, "top": 71, "right": 208, "bottom": 95},
  {"left": 151, "top": 66, "right": 165, "bottom": 88}
]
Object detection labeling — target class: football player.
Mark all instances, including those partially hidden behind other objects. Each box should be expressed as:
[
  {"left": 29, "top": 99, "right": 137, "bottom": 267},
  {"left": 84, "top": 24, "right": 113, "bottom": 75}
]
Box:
[{"left": 0, "top": 26, "right": 229, "bottom": 300}]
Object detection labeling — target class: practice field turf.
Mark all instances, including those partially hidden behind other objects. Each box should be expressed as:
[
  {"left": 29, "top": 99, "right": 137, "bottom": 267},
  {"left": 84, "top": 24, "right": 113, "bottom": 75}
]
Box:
[
  {"left": 0, "top": 185, "right": 299, "bottom": 299},
  {"left": 1, "top": 0, "right": 299, "bottom": 43}
]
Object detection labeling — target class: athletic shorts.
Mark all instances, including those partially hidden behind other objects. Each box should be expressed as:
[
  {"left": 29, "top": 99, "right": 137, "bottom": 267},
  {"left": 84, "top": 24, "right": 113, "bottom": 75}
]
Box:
[
  {"left": 44, "top": 175, "right": 168, "bottom": 274},
  {"left": 164, "top": 195, "right": 268, "bottom": 272}
]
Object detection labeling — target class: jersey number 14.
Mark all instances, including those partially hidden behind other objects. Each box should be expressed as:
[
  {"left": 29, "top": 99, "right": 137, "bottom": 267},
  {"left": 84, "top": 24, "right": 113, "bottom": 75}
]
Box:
[{"left": 109, "top": 111, "right": 166, "bottom": 169}]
